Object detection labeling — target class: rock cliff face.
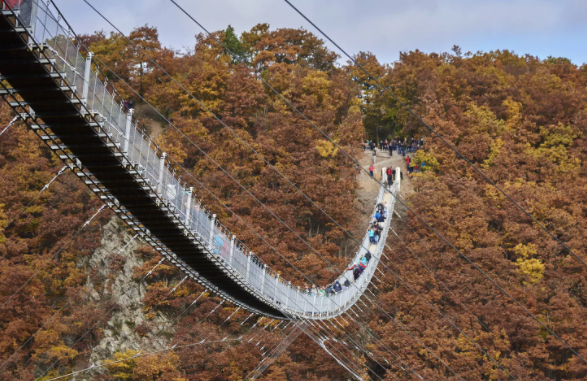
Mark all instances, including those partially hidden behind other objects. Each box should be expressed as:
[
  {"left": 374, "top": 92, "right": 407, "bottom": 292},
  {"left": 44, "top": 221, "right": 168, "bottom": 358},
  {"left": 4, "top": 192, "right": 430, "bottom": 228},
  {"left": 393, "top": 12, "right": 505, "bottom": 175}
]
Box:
[{"left": 84, "top": 217, "right": 177, "bottom": 365}]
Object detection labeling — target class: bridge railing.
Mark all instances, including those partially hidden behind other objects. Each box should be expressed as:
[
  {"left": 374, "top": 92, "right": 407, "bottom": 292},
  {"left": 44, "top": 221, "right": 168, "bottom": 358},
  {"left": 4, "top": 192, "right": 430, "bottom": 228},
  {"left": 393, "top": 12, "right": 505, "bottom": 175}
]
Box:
[{"left": 7, "top": 0, "right": 397, "bottom": 318}]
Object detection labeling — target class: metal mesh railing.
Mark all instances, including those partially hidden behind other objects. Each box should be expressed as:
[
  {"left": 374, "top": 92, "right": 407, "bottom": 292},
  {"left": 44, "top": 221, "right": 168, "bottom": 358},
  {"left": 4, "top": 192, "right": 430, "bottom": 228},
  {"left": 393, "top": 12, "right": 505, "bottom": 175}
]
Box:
[{"left": 4, "top": 0, "right": 398, "bottom": 319}]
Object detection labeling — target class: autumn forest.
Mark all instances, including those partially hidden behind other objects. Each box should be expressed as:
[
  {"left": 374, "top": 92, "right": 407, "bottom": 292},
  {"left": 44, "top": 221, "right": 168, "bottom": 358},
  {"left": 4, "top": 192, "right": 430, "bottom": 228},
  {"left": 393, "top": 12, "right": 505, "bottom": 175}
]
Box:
[{"left": 1, "top": 21, "right": 587, "bottom": 381}]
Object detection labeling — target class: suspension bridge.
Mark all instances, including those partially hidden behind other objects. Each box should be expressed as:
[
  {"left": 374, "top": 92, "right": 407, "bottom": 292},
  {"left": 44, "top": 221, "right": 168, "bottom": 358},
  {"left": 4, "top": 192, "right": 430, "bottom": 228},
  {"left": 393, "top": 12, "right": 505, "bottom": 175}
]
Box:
[
  {"left": 0, "top": 1, "right": 406, "bottom": 378},
  {"left": 2, "top": 1, "right": 586, "bottom": 380},
  {"left": 0, "top": 0, "right": 402, "bottom": 321}
]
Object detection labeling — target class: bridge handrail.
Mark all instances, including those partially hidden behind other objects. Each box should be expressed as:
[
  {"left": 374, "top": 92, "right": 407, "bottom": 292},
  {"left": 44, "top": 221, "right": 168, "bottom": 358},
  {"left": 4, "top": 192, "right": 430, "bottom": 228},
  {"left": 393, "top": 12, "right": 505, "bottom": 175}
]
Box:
[{"left": 5, "top": 0, "right": 398, "bottom": 318}]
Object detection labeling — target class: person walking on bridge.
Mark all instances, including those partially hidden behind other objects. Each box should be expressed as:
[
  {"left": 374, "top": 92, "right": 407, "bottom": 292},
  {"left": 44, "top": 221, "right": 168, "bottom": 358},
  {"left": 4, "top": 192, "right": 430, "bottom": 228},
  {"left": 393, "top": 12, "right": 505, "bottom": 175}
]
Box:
[
  {"left": 369, "top": 164, "right": 375, "bottom": 177},
  {"left": 386, "top": 167, "right": 393, "bottom": 187},
  {"left": 368, "top": 226, "right": 376, "bottom": 244}
]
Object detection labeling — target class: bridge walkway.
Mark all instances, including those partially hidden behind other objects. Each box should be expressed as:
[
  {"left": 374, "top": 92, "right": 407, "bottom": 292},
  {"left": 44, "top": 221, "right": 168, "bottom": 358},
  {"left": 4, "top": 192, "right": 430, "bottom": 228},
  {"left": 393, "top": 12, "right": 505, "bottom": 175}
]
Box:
[{"left": 0, "top": 0, "right": 399, "bottom": 320}]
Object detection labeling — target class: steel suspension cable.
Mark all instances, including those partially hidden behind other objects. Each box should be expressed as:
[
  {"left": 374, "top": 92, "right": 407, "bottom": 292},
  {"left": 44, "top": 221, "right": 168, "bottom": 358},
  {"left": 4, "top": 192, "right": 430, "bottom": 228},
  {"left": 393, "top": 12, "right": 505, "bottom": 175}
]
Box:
[
  {"left": 0, "top": 114, "right": 20, "bottom": 137},
  {"left": 247, "top": 302, "right": 383, "bottom": 380},
  {"left": 306, "top": 323, "right": 373, "bottom": 381},
  {"left": 248, "top": 321, "right": 356, "bottom": 381},
  {"left": 245, "top": 291, "right": 372, "bottom": 379},
  {"left": 308, "top": 322, "right": 381, "bottom": 381}
]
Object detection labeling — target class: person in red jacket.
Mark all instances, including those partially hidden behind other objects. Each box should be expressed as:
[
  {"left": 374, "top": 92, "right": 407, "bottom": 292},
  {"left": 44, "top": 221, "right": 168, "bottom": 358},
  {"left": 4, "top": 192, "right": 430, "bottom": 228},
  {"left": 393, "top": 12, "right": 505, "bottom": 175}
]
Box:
[
  {"left": 369, "top": 164, "right": 375, "bottom": 177},
  {"left": 4, "top": 1, "right": 24, "bottom": 8}
]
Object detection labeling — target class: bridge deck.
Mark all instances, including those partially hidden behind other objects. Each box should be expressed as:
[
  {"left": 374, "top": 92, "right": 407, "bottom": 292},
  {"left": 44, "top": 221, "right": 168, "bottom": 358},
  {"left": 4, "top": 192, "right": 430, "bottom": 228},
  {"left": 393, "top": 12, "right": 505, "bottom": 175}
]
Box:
[
  {"left": 0, "top": 1, "right": 398, "bottom": 320},
  {"left": 0, "top": 6, "right": 285, "bottom": 318}
]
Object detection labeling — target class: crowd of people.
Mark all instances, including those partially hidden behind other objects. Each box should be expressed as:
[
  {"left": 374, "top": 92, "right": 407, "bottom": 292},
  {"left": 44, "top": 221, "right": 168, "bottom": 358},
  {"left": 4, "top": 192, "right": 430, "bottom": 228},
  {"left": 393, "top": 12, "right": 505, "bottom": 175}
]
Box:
[
  {"left": 362, "top": 137, "right": 424, "bottom": 161},
  {"left": 303, "top": 201, "right": 388, "bottom": 299}
]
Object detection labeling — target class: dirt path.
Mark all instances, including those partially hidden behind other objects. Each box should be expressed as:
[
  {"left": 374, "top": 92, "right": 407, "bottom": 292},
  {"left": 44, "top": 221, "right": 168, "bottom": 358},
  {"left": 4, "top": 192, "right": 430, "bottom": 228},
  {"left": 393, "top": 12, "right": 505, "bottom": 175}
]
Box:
[{"left": 357, "top": 150, "right": 414, "bottom": 211}]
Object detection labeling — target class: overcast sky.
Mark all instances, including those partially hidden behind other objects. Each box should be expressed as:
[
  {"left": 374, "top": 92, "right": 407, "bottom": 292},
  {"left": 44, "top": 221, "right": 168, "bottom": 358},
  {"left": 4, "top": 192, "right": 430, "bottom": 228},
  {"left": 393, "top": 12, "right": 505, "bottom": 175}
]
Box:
[{"left": 54, "top": 0, "right": 587, "bottom": 66}]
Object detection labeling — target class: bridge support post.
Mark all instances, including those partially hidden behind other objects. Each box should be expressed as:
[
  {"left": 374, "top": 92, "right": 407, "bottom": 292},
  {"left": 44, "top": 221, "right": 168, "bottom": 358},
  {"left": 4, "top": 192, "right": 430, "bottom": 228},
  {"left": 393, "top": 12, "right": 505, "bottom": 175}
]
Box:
[
  {"left": 296, "top": 286, "right": 300, "bottom": 313},
  {"left": 275, "top": 274, "right": 280, "bottom": 303},
  {"left": 260, "top": 264, "right": 266, "bottom": 292},
  {"left": 157, "top": 153, "right": 166, "bottom": 196},
  {"left": 229, "top": 235, "right": 235, "bottom": 265},
  {"left": 30, "top": 0, "right": 39, "bottom": 35},
  {"left": 209, "top": 214, "right": 216, "bottom": 249},
  {"left": 82, "top": 52, "right": 93, "bottom": 105},
  {"left": 185, "top": 187, "right": 193, "bottom": 227},
  {"left": 246, "top": 255, "right": 251, "bottom": 282},
  {"left": 285, "top": 281, "right": 291, "bottom": 309},
  {"left": 313, "top": 293, "right": 317, "bottom": 316},
  {"left": 395, "top": 167, "right": 401, "bottom": 192},
  {"left": 123, "top": 108, "right": 133, "bottom": 154}
]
